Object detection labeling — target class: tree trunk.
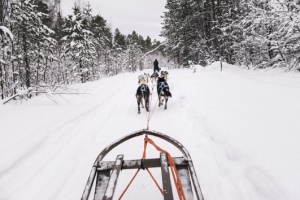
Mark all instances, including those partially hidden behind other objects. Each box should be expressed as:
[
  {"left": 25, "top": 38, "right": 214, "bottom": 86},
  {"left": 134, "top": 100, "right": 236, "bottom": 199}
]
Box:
[
  {"left": 211, "top": 0, "right": 216, "bottom": 22},
  {"left": 44, "top": 57, "right": 48, "bottom": 83},
  {"left": 36, "top": 41, "right": 40, "bottom": 86},
  {"left": 80, "top": 58, "right": 84, "bottom": 83},
  {"left": 23, "top": 32, "right": 30, "bottom": 88},
  {"left": 0, "top": 0, "right": 3, "bottom": 25},
  {"left": 21, "top": 3, "right": 31, "bottom": 89},
  {"left": 11, "top": 42, "right": 16, "bottom": 95},
  {"left": 0, "top": 64, "right": 3, "bottom": 99}
]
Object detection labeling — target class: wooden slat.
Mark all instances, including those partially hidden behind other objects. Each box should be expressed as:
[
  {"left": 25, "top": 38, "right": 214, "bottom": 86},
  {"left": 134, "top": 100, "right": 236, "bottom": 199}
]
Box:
[
  {"left": 82, "top": 167, "right": 97, "bottom": 200},
  {"left": 97, "top": 157, "right": 188, "bottom": 171},
  {"left": 177, "top": 166, "right": 194, "bottom": 200},
  {"left": 94, "top": 170, "right": 110, "bottom": 200},
  {"left": 160, "top": 153, "right": 174, "bottom": 200},
  {"left": 103, "top": 154, "right": 124, "bottom": 200}
]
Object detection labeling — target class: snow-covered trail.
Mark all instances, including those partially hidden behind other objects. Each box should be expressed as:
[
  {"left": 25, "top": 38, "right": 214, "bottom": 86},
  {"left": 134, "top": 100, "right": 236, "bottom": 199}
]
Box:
[{"left": 1, "top": 63, "right": 300, "bottom": 200}]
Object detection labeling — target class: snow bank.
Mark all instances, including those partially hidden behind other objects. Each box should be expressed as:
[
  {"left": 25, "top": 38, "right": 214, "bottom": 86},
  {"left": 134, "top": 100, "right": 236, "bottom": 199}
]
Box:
[{"left": 0, "top": 63, "right": 299, "bottom": 200}]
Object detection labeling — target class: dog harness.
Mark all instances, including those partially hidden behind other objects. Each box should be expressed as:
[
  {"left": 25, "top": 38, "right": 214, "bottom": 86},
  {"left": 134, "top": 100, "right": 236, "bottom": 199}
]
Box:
[
  {"left": 140, "top": 85, "right": 148, "bottom": 93},
  {"left": 151, "top": 73, "right": 159, "bottom": 78},
  {"left": 158, "top": 82, "right": 168, "bottom": 90}
]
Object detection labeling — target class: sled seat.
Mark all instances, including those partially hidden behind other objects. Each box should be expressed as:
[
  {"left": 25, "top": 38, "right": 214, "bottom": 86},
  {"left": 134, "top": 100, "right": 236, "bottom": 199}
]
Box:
[{"left": 94, "top": 154, "right": 194, "bottom": 200}]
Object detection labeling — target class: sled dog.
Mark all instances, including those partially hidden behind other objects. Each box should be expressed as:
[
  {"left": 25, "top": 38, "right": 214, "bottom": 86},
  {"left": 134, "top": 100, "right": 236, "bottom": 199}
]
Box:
[
  {"left": 138, "top": 73, "right": 150, "bottom": 86},
  {"left": 157, "top": 76, "right": 172, "bottom": 110},
  {"left": 160, "top": 71, "right": 169, "bottom": 82},
  {"left": 136, "top": 84, "right": 150, "bottom": 114}
]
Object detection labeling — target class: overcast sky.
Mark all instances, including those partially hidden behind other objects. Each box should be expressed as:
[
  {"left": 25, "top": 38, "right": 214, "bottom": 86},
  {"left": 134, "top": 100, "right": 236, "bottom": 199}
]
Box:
[{"left": 60, "top": 0, "right": 167, "bottom": 41}]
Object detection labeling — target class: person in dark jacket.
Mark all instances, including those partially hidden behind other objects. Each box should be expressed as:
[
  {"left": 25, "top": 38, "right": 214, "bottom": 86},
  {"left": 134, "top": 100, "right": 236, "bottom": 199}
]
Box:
[{"left": 153, "top": 59, "right": 159, "bottom": 73}]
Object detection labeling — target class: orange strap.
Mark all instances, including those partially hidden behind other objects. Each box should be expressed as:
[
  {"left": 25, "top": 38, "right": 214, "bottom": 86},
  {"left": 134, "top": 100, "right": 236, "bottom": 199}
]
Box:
[
  {"left": 144, "top": 137, "right": 187, "bottom": 200},
  {"left": 142, "top": 138, "right": 164, "bottom": 195},
  {"left": 118, "top": 137, "right": 164, "bottom": 199},
  {"left": 118, "top": 168, "right": 140, "bottom": 200},
  {"left": 146, "top": 168, "right": 164, "bottom": 195},
  {"left": 118, "top": 136, "right": 186, "bottom": 200},
  {"left": 145, "top": 86, "right": 158, "bottom": 130},
  {"left": 144, "top": 87, "right": 162, "bottom": 130}
]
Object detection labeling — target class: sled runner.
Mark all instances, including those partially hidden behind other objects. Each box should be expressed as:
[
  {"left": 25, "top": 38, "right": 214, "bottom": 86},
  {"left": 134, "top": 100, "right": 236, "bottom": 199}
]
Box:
[{"left": 81, "top": 129, "right": 204, "bottom": 200}]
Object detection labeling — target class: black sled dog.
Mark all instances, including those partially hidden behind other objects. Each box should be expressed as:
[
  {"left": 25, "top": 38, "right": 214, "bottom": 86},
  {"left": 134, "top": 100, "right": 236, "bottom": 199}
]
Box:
[
  {"left": 157, "top": 77, "right": 172, "bottom": 109},
  {"left": 136, "top": 84, "right": 150, "bottom": 114}
]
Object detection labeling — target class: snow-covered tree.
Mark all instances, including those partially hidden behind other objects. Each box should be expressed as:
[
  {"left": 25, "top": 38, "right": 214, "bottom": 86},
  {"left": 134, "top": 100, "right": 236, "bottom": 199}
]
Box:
[
  {"left": 226, "top": 0, "right": 300, "bottom": 70},
  {"left": 0, "top": 0, "right": 168, "bottom": 101},
  {"left": 0, "top": 25, "right": 13, "bottom": 99},
  {"left": 62, "top": 5, "right": 97, "bottom": 83},
  {"left": 10, "top": 0, "right": 56, "bottom": 88}
]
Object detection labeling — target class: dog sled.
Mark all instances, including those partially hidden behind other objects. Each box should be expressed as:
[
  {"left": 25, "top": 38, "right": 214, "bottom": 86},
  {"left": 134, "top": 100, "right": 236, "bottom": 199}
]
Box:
[{"left": 81, "top": 129, "right": 204, "bottom": 200}]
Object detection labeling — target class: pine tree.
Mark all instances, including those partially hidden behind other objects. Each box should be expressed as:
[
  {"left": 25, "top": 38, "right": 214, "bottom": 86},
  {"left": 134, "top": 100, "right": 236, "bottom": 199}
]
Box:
[
  {"left": 34, "top": 0, "right": 52, "bottom": 28},
  {"left": 11, "top": 0, "right": 55, "bottom": 88},
  {"left": 114, "top": 28, "right": 126, "bottom": 49},
  {"left": 0, "top": 0, "right": 9, "bottom": 25},
  {"left": 63, "top": 4, "right": 96, "bottom": 83},
  {"left": 125, "top": 42, "right": 142, "bottom": 72},
  {"left": 145, "top": 36, "right": 151, "bottom": 51},
  {"left": 52, "top": 10, "right": 65, "bottom": 83},
  {"left": 91, "top": 14, "right": 112, "bottom": 68}
]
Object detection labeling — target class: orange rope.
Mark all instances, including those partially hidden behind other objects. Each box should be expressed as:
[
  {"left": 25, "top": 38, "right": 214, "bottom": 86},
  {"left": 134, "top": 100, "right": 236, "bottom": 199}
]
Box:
[
  {"left": 147, "top": 97, "right": 159, "bottom": 124},
  {"left": 144, "top": 85, "right": 157, "bottom": 130},
  {"left": 142, "top": 139, "right": 148, "bottom": 159},
  {"left": 146, "top": 168, "right": 164, "bottom": 195},
  {"left": 118, "top": 168, "right": 140, "bottom": 200},
  {"left": 144, "top": 137, "right": 187, "bottom": 200},
  {"left": 145, "top": 87, "right": 153, "bottom": 129},
  {"left": 142, "top": 81, "right": 163, "bottom": 130},
  {"left": 118, "top": 136, "right": 164, "bottom": 199},
  {"left": 123, "top": 81, "right": 181, "bottom": 199},
  {"left": 141, "top": 92, "right": 149, "bottom": 120},
  {"left": 146, "top": 88, "right": 163, "bottom": 129},
  {"left": 142, "top": 137, "right": 164, "bottom": 194}
]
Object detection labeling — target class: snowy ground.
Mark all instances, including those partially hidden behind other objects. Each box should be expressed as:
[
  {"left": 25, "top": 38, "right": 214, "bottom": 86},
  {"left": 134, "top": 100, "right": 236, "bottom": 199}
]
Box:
[{"left": 1, "top": 62, "right": 300, "bottom": 200}]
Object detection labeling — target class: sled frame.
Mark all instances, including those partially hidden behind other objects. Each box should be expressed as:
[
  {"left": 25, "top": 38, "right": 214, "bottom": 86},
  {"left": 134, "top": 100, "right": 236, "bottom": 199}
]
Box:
[{"left": 81, "top": 129, "right": 204, "bottom": 200}]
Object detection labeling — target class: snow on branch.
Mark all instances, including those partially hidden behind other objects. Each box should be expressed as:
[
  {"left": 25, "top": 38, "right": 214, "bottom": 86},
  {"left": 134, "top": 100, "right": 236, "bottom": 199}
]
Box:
[
  {"left": 137, "top": 42, "right": 166, "bottom": 62},
  {"left": 0, "top": 26, "right": 13, "bottom": 41},
  {"left": 2, "top": 86, "right": 91, "bottom": 105}
]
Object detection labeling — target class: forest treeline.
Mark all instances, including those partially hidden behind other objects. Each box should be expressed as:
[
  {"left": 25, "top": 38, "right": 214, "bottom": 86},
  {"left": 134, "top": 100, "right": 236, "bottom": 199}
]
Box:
[
  {"left": 161, "top": 0, "right": 300, "bottom": 71},
  {"left": 0, "top": 0, "right": 170, "bottom": 100},
  {"left": 1, "top": 0, "right": 300, "bottom": 100}
]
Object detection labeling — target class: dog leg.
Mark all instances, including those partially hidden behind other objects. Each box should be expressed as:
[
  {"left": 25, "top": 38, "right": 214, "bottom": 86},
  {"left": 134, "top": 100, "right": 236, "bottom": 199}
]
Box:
[
  {"left": 137, "top": 96, "right": 141, "bottom": 114},
  {"left": 141, "top": 99, "right": 144, "bottom": 108},
  {"left": 161, "top": 97, "right": 164, "bottom": 105},
  {"left": 165, "top": 97, "right": 168, "bottom": 110},
  {"left": 145, "top": 97, "right": 149, "bottom": 112},
  {"left": 158, "top": 96, "right": 161, "bottom": 107}
]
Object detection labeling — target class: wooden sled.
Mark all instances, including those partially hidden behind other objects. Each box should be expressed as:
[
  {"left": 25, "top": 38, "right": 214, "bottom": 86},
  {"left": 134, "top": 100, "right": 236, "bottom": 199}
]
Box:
[{"left": 81, "top": 129, "right": 204, "bottom": 200}]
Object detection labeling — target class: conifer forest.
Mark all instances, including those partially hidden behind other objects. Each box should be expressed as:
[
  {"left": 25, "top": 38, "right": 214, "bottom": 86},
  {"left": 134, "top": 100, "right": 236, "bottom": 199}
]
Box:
[{"left": 0, "top": 0, "right": 300, "bottom": 100}]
